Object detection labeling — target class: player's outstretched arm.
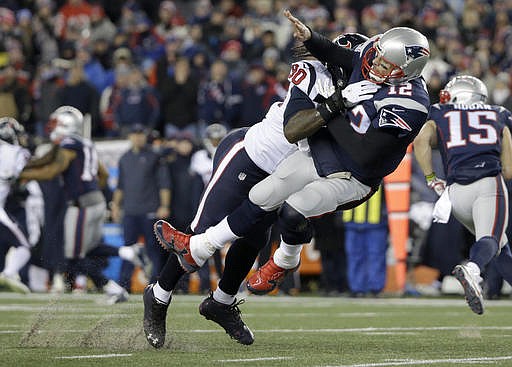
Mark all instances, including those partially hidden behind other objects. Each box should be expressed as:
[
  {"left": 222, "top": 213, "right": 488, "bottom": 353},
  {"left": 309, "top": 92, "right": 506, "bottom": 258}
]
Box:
[
  {"left": 501, "top": 125, "right": 512, "bottom": 180},
  {"left": 284, "top": 9, "right": 353, "bottom": 71},
  {"left": 412, "top": 120, "right": 437, "bottom": 177}
]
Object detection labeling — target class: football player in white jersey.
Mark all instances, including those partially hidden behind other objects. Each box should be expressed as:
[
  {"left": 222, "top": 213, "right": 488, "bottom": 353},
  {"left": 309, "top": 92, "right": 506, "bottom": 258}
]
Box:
[
  {"left": 0, "top": 117, "right": 32, "bottom": 294},
  {"left": 143, "top": 35, "right": 378, "bottom": 348}
]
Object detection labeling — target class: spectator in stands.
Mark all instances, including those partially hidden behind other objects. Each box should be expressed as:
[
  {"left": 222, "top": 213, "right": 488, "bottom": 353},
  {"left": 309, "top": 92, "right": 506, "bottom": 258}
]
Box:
[
  {"left": 111, "top": 66, "right": 160, "bottom": 137},
  {"left": 162, "top": 130, "right": 204, "bottom": 292},
  {"left": 219, "top": 39, "right": 247, "bottom": 82},
  {"left": 0, "top": 60, "right": 31, "bottom": 125},
  {"left": 159, "top": 56, "right": 199, "bottom": 139},
  {"left": 239, "top": 63, "right": 280, "bottom": 128},
  {"left": 197, "top": 59, "right": 242, "bottom": 129},
  {"left": 111, "top": 123, "right": 171, "bottom": 288},
  {"left": 55, "top": 0, "right": 92, "bottom": 42},
  {"left": 89, "top": 4, "right": 116, "bottom": 44},
  {"left": 56, "top": 61, "right": 100, "bottom": 135}
]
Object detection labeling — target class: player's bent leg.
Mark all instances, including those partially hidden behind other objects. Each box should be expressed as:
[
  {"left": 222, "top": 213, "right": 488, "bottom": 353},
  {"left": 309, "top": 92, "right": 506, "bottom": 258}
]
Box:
[
  {"left": 494, "top": 243, "right": 512, "bottom": 285},
  {"left": 247, "top": 203, "right": 308, "bottom": 295},
  {"left": 154, "top": 220, "right": 200, "bottom": 273},
  {"left": 143, "top": 283, "right": 170, "bottom": 348},
  {"left": 248, "top": 150, "right": 319, "bottom": 211}
]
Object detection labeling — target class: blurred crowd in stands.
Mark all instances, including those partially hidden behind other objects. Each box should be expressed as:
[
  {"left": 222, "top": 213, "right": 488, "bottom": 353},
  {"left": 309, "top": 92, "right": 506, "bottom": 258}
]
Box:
[
  {"left": 1, "top": 0, "right": 512, "bottom": 297},
  {"left": 1, "top": 0, "right": 511, "bottom": 141}
]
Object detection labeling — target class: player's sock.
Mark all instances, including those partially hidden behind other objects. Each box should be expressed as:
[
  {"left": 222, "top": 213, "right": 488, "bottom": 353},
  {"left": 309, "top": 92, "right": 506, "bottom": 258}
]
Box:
[
  {"left": 470, "top": 236, "right": 499, "bottom": 270},
  {"left": 273, "top": 240, "right": 302, "bottom": 269},
  {"left": 495, "top": 243, "right": 512, "bottom": 284},
  {"left": 3, "top": 246, "right": 31, "bottom": 277},
  {"left": 118, "top": 245, "right": 136, "bottom": 261},
  {"left": 153, "top": 281, "right": 172, "bottom": 304},
  {"left": 213, "top": 286, "right": 235, "bottom": 305},
  {"left": 103, "top": 279, "right": 125, "bottom": 295},
  {"left": 157, "top": 253, "right": 186, "bottom": 291},
  {"left": 205, "top": 217, "right": 239, "bottom": 248},
  {"left": 190, "top": 217, "right": 239, "bottom": 266}
]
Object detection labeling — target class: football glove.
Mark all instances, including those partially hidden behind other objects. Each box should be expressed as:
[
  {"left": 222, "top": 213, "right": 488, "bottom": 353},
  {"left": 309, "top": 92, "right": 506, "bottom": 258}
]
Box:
[
  {"left": 425, "top": 172, "right": 446, "bottom": 196},
  {"left": 341, "top": 80, "right": 381, "bottom": 108},
  {"left": 316, "top": 86, "right": 344, "bottom": 122}
]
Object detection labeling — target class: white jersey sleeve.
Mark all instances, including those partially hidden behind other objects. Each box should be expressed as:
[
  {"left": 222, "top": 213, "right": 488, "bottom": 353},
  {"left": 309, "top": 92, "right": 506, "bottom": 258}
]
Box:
[
  {"left": 0, "top": 143, "right": 31, "bottom": 207},
  {"left": 244, "top": 60, "right": 333, "bottom": 174}
]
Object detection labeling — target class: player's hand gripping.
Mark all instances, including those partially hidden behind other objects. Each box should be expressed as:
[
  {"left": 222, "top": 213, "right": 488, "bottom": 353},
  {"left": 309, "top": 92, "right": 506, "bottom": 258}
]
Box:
[
  {"left": 316, "top": 80, "right": 380, "bottom": 122},
  {"left": 425, "top": 173, "right": 446, "bottom": 196},
  {"left": 341, "top": 80, "right": 381, "bottom": 108}
]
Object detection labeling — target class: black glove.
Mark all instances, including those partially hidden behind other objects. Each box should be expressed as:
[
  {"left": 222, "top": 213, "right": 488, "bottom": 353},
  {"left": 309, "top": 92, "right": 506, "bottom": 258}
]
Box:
[{"left": 316, "top": 87, "right": 344, "bottom": 122}]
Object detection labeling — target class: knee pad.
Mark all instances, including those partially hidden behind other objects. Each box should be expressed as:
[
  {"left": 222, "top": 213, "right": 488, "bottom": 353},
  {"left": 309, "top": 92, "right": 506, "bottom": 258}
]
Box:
[
  {"left": 278, "top": 202, "right": 312, "bottom": 245},
  {"left": 249, "top": 175, "right": 287, "bottom": 211}
]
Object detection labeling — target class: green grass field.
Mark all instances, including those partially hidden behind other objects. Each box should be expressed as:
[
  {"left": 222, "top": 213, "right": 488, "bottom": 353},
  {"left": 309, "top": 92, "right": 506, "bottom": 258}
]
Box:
[{"left": 2, "top": 292, "right": 512, "bottom": 367}]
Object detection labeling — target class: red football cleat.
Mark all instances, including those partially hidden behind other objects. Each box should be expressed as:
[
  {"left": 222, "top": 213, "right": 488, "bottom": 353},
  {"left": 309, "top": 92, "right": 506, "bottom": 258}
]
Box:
[
  {"left": 246, "top": 257, "right": 299, "bottom": 295},
  {"left": 153, "top": 220, "right": 199, "bottom": 273}
]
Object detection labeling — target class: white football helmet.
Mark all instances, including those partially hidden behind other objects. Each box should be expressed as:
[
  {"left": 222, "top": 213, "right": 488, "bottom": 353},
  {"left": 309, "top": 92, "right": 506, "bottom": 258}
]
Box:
[
  {"left": 203, "top": 123, "right": 227, "bottom": 155},
  {"left": 48, "top": 106, "right": 84, "bottom": 142},
  {"left": 361, "top": 27, "right": 430, "bottom": 85},
  {"left": 439, "top": 75, "right": 488, "bottom": 104},
  {"left": 0, "top": 117, "right": 21, "bottom": 145}
]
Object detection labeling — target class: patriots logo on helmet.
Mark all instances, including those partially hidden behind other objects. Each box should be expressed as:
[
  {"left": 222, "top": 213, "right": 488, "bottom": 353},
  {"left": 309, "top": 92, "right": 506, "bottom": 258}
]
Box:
[
  {"left": 378, "top": 109, "right": 412, "bottom": 131},
  {"left": 405, "top": 45, "right": 430, "bottom": 61}
]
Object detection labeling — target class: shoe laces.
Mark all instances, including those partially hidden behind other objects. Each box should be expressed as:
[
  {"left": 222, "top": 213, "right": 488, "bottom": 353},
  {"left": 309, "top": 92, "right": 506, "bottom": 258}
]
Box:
[{"left": 226, "top": 299, "right": 245, "bottom": 322}]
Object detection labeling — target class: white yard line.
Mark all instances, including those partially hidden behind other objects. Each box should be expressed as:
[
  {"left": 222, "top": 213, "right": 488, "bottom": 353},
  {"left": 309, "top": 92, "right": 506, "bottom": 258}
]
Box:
[
  {"left": 4, "top": 325, "right": 512, "bottom": 335},
  {"left": 217, "top": 357, "right": 293, "bottom": 363},
  {"left": 55, "top": 353, "right": 132, "bottom": 360},
  {"left": 321, "top": 355, "right": 512, "bottom": 367}
]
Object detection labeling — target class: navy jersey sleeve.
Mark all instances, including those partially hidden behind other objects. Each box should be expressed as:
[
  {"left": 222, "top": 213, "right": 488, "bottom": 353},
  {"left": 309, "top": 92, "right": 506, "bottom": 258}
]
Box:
[
  {"left": 304, "top": 31, "right": 354, "bottom": 74},
  {"left": 283, "top": 87, "right": 315, "bottom": 127},
  {"left": 157, "top": 154, "right": 172, "bottom": 190}
]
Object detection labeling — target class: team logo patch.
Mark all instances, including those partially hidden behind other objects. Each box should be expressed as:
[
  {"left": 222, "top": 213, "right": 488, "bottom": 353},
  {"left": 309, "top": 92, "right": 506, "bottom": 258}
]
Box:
[
  {"left": 238, "top": 172, "right": 247, "bottom": 181},
  {"left": 405, "top": 45, "right": 430, "bottom": 62},
  {"left": 378, "top": 109, "right": 412, "bottom": 131}
]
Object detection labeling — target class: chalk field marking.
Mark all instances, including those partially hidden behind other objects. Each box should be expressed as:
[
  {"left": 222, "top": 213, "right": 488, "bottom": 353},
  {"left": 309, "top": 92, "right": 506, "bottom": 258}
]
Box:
[
  {"left": 320, "top": 355, "right": 512, "bottom": 367},
  {"left": 217, "top": 357, "right": 293, "bottom": 363},
  {"left": 55, "top": 353, "right": 132, "bottom": 360}
]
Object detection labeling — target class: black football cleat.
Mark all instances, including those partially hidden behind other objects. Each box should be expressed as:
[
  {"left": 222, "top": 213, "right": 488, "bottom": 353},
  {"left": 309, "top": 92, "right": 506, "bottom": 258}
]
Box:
[
  {"left": 143, "top": 284, "right": 170, "bottom": 348},
  {"left": 199, "top": 292, "right": 254, "bottom": 345}
]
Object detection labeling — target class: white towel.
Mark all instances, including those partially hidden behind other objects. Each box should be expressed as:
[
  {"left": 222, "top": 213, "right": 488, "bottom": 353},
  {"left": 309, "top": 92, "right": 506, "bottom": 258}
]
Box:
[{"left": 432, "top": 188, "right": 451, "bottom": 224}]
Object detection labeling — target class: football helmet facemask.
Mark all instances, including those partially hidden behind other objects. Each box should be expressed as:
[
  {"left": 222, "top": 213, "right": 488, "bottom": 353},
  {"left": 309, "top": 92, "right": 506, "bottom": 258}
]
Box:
[
  {"left": 0, "top": 117, "right": 23, "bottom": 145},
  {"left": 439, "top": 75, "right": 488, "bottom": 104},
  {"left": 203, "top": 123, "right": 227, "bottom": 155},
  {"left": 361, "top": 27, "right": 430, "bottom": 85},
  {"left": 48, "top": 106, "right": 84, "bottom": 142}
]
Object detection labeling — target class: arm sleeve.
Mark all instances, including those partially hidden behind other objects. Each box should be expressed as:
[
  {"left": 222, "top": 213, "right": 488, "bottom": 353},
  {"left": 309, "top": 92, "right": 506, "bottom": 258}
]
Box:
[
  {"left": 283, "top": 87, "right": 316, "bottom": 127},
  {"left": 157, "top": 157, "right": 172, "bottom": 190},
  {"left": 304, "top": 31, "right": 354, "bottom": 73}
]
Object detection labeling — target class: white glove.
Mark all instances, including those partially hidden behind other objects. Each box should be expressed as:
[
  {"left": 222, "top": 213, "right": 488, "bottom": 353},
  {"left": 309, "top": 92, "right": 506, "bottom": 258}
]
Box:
[
  {"left": 341, "top": 80, "right": 381, "bottom": 108},
  {"left": 426, "top": 173, "right": 446, "bottom": 196}
]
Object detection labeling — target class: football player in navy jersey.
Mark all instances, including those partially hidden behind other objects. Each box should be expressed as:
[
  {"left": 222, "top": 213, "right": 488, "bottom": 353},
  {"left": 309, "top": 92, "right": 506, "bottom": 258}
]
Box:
[
  {"left": 153, "top": 11, "right": 430, "bottom": 289},
  {"left": 142, "top": 35, "right": 379, "bottom": 348},
  {"left": 19, "top": 106, "right": 149, "bottom": 303},
  {"left": 414, "top": 75, "right": 512, "bottom": 314}
]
